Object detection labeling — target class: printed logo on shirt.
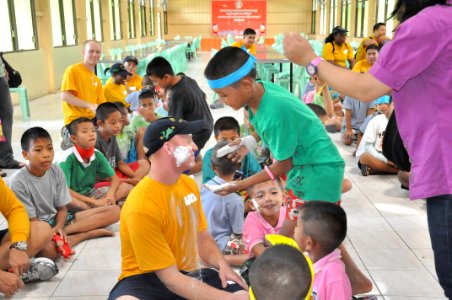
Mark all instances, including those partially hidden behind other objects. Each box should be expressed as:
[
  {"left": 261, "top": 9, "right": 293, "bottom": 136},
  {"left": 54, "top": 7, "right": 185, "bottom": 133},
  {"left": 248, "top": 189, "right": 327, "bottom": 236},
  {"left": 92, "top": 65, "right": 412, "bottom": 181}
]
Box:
[
  {"left": 344, "top": 50, "right": 348, "bottom": 54},
  {"left": 184, "top": 193, "right": 198, "bottom": 206}
]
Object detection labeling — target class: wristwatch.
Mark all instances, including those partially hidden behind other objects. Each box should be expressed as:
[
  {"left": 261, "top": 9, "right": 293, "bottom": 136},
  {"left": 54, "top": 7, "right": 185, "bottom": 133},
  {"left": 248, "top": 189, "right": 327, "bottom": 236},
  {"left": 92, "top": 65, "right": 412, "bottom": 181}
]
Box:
[
  {"left": 306, "top": 57, "right": 324, "bottom": 76},
  {"left": 10, "top": 241, "right": 28, "bottom": 251}
]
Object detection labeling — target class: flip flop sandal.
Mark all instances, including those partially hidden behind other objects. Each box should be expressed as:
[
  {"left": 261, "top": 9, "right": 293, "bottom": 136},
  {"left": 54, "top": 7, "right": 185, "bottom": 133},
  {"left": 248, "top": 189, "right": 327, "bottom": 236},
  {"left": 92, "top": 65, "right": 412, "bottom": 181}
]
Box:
[{"left": 0, "top": 170, "right": 6, "bottom": 177}]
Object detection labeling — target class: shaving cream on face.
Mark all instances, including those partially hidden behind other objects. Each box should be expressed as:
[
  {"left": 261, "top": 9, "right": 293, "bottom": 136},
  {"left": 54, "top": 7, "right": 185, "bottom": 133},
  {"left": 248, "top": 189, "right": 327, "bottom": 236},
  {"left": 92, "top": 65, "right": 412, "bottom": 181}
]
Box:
[{"left": 173, "top": 146, "right": 193, "bottom": 167}]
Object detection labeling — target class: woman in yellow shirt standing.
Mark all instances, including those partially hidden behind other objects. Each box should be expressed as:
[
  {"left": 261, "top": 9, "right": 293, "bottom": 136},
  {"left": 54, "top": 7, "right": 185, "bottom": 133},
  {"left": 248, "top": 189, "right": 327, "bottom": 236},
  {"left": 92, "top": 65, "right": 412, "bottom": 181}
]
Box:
[
  {"left": 103, "top": 63, "right": 132, "bottom": 107},
  {"left": 321, "top": 26, "right": 355, "bottom": 69}
]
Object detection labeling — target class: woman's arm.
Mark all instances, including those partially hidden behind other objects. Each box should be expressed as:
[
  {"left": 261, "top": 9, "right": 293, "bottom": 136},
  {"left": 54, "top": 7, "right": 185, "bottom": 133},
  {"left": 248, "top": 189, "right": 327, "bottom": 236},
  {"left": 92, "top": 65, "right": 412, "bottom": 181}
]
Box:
[{"left": 283, "top": 33, "right": 392, "bottom": 102}]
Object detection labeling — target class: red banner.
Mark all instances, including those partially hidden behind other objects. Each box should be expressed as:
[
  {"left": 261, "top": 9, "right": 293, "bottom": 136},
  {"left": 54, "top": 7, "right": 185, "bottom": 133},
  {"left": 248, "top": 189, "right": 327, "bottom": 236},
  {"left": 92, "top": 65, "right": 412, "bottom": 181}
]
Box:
[{"left": 212, "top": 0, "right": 267, "bottom": 36}]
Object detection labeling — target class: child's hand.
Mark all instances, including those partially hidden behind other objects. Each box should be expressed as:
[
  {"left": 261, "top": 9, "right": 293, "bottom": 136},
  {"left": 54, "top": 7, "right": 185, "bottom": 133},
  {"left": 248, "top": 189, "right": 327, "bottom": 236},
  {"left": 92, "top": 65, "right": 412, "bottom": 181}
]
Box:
[
  {"left": 53, "top": 227, "right": 68, "bottom": 243},
  {"left": 213, "top": 182, "right": 241, "bottom": 196}
]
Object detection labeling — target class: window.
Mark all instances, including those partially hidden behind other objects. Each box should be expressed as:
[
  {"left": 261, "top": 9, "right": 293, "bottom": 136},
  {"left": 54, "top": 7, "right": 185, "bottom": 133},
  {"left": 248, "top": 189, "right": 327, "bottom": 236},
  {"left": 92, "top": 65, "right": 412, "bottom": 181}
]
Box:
[
  {"left": 149, "top": 0, "right": 155, "bottom": 36},
  {"left": 329, "top": 0, "right": 338, "bottom": 33},
  {"left": 139, "top": 0, "right": 147, "bottom": 37},
  {"left": 0, "top": 0, "right": 38, "bottom": 52},
  {"left": 319, "top": 3, "right": 327, "bottom": 35},
  {"left": 110, "top": 0, "right": 122, "bottom": 40},
  {"left": 355, "top": 0, "right": 369, "bottom": 37},
  {"left": 376, "top": 0, "right": 396, "bottom": 36},
  {"left": 341, "top": 0, "right": 351, "bottom": 30},
  {"left": 128, "top": 0, "right": 136, "bottom": 39},
  {"left": 86, "top": 0, "right": 103, "bottom": 41},
  {"left": 50, "top": 0, "right": 77, "bottom": 47},
  {"left": 311, "top": 0, "right": 317, "bottom": 34}
]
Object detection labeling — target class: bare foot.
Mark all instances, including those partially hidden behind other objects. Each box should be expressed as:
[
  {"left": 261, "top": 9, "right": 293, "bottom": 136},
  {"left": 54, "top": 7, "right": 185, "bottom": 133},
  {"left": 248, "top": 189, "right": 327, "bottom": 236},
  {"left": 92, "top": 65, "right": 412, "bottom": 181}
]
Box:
[{"left": 87, "top": 228, "right": 115, "bottom": 239}]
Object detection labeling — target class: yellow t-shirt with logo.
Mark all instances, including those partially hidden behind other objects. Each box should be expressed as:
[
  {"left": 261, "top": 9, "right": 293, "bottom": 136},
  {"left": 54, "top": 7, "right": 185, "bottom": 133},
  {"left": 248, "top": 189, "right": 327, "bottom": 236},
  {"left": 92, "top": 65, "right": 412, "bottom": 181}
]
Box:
[
  {"left": 61, "top": 63, "right": 106, "bottom": 125},
  {"left": 119, "top": 175, "right": 208, "bottom": 281},
  {"left": 126, "top": 73, "right": 143, "bottom": 91},
  {"left": 103, "top": 79, "right": 128, "bottom": 106},
  {"left": 321, "top": 42, "right": 354, "bottom": 68},
  {"left": 352, "top": 59, "right": 372, "bottom": 73},
  {"left": 231, "top": 41, "right": 257, "bottom": 55}
]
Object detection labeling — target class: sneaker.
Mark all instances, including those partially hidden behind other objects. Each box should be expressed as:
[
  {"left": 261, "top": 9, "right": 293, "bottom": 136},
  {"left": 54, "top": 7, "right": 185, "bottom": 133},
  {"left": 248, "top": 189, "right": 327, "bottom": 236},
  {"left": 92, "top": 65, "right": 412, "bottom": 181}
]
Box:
[
  {"left": 21, "top": 257, "right": 59, "bottom": 283},
  {"left": 60, "top": 126, "right": 73, "bottom": 150},
  {"left": 360, "top": 164, "right": 370, "bottom": 176},
  {"left": 209, "top": 99, "right": 224, "bottom": 109}
]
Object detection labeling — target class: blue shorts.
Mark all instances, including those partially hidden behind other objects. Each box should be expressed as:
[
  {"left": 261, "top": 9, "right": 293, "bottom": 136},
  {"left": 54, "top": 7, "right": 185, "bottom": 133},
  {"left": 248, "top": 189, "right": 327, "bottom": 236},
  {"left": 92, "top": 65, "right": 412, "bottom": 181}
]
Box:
[{"left": 109, "top": 268, "right": 243, "bottom": 300}]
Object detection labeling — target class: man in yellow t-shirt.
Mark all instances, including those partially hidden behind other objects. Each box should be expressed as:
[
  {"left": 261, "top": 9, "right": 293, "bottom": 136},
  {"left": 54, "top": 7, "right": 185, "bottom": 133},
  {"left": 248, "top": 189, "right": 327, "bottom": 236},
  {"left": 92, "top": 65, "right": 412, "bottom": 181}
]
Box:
[
  {"left": 61, "top": 40, "right": 106, "bottom": 126},
  {"left": 0, "top": 178, "right": 56, "bottom": 297},
  {"left": 321, "top": 26, "right": 355, "bottom": 69},
  {"left": 103, "top": 62, "right": 131, "bottom": 106},
  {"left": 109, "top": 118, "right": 247, "bottom": 300},
  {"left": 231, "top": 28, "right": 257, "bottom": 55},
  {"left": 355, "top": 22, "right": 390, "bottom": 62},
  {"left": 352, "top": 45, "right": 379, "bottom": 73},
  {"left": 123, "top": 56, "right": 143, "bottom": 91}
]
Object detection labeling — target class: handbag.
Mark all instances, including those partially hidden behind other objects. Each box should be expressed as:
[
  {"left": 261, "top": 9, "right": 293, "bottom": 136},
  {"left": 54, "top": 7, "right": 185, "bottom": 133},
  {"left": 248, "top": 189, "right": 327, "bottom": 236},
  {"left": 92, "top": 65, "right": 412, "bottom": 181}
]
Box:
[
  {"left": 382, "top": 111, "right": 411, "bottom": 172},
  {"left": 0, "top": 52, "right": 22, "bottom": 88}
]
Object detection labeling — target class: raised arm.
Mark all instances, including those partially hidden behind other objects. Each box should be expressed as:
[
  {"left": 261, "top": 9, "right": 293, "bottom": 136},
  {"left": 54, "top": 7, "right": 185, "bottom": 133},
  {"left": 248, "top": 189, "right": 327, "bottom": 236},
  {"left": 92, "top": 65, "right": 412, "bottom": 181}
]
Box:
[{"left": 283, "top": 33, "right": 391, "bottom": 102}]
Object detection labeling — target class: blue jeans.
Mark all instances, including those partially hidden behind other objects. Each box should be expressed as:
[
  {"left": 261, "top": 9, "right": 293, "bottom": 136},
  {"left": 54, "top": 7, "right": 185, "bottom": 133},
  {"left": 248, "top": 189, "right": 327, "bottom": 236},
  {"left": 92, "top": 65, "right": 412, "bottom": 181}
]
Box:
[{"left": 427, "top": 194, "right": 452, "bottom": 298}]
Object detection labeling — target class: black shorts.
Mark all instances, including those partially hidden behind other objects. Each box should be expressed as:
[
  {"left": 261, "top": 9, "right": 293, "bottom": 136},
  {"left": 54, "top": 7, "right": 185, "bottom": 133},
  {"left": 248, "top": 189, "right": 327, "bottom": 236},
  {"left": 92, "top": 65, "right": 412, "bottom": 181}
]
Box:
[
  {"left": 0, "top": 229, "right": 8, "bottom": 243},
  {"left": 108, "top": 268, "right": 244, "bottom": 300}
]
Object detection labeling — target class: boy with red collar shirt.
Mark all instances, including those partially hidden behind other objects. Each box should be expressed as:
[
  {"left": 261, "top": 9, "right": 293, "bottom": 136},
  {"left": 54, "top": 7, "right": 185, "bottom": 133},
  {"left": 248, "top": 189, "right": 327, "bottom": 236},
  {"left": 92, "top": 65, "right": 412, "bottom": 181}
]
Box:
[{"left": 58, "top": 117, "right": 132, "bottom": 210}]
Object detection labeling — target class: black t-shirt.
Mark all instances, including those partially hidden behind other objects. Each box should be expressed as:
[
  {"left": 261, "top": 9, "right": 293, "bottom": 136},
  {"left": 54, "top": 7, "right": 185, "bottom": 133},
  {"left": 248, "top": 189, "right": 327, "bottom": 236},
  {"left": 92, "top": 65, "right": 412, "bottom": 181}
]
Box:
[{"left": 169, "top": 76, "right": 213, "bottom": 150}]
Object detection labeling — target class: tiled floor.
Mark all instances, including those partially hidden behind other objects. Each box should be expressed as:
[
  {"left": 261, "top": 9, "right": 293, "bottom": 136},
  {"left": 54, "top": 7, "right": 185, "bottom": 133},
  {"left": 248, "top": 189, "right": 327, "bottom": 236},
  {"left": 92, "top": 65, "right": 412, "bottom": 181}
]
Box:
[{"left": 0, "top": 53, "right": 446, "bottom": 299}]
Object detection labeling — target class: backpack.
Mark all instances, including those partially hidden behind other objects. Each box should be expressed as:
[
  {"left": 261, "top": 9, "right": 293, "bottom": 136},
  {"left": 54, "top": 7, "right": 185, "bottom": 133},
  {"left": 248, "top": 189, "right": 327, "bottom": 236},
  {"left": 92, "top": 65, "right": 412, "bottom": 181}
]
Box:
[
  {"left": 382, "top": 111, "right": 411, "bottom": 172},
  {"left": 0, "top": 52, "right": 22, "bottom": 88}
]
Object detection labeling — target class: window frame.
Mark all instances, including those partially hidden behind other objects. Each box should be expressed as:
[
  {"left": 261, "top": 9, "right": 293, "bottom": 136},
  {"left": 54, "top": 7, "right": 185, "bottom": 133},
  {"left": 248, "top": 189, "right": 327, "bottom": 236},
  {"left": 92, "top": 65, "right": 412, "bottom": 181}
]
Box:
[
  {"left": 311, "top": 0, "right": 317, "bottom": 34},
  {"left": 110, "top": 0, "right": 122, "bottom": 40},
  {"left": 2, "top": 0, "right": 39, "bottom": 52},
  {"left": 329, "top": 0, "right": 338, "bottom": 33},
  {"left": 139, "top": 0, "right": 147, "bottom": 37},
  {"left": 87, "top": 0, "right": 104, "bottom": 41},
  {"left": 127, "top": 0, "right": 136, "bottom": 39},
  {"left": 149, "top": 0, "right": 155, "bottom": 36},
  {"left": 341, "top": 0, "right": 351, "bottom": 31},
  {"left": 355, "top": 0, "right": 369, "bottom": 38},
  {"left": 53, "top": 0, "right": 78, "bottom": 47}
]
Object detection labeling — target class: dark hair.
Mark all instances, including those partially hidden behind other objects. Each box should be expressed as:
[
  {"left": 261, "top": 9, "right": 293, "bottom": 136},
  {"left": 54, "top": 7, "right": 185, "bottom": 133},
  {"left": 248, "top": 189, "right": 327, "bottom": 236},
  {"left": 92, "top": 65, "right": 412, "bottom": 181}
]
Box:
[
  {"left": 21, "top": 127, "right": 52, "bottom": 151},
  {"left": 211, "top": 141, "right": 241, "bottom": 176},
  {"left": 139, "top": 87, "right": 157, "bottom": 102},
  {"left": 96, "top": 102, "right": 121, "bottom": 122},
  {"left": 142, "top": 75, "right": 153, "bottom": 87},
  {"left": 68, "top": 117, "right": 94, "bottom": 136},
  {"left": 250, "top": 244, "right": 312, "bottom": 300},
  {"left": 300, "top": 201, "right": 347, "bottom": 254},
  {"left": 204, "top": 47, "right": 257, "bottom": 83},
  {"left": 306, "top": 103, "right": 327, "bottom": 118},
  {"left": 373, "top": 22, "right": 386, "bottom": 31},
  {"left": 214, "top": 116, "right": 240, "bottom": 137},
  {"left": 248, "top": 177, "right": 284, "bottom": 198},
  {"left": 113, "top": 101, "right": 128, "bottom": 115},
  {"left": 366, "top": 44, "right": 380, "bottom": 52},
  {"left": 243, "top": 28, "right": 256, "bottom": 36},
  {"left": 146, "top": 56, "right": 174, "bottom": 78},
  {"left": 390, "top": 0, "right": 448, "bottom": 23}
]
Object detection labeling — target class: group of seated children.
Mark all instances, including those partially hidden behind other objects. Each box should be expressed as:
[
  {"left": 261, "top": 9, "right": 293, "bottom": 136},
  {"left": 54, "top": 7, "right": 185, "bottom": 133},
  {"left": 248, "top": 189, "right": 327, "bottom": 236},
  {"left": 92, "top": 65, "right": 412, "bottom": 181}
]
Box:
[{"left": 9, "top": 124, "right": 121, "bottom": 261}]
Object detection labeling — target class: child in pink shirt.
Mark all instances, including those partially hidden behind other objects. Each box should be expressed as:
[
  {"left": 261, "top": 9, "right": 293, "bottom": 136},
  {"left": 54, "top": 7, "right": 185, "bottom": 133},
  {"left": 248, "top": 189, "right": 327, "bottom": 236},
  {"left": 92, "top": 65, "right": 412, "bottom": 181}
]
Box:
[
  {"left": 294, "top": 201, "right": 351, "bottom": 300},
  {"left": 243, "top": 178, "right": 286, "bottom": 258}
]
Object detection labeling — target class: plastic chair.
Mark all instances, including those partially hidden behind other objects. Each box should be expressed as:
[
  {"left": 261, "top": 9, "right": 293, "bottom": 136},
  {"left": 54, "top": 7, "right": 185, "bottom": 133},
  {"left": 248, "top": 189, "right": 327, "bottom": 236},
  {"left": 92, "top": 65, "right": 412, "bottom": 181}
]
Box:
[{"left": 9, "top": 87, "right": 30, "bottom": 121}]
